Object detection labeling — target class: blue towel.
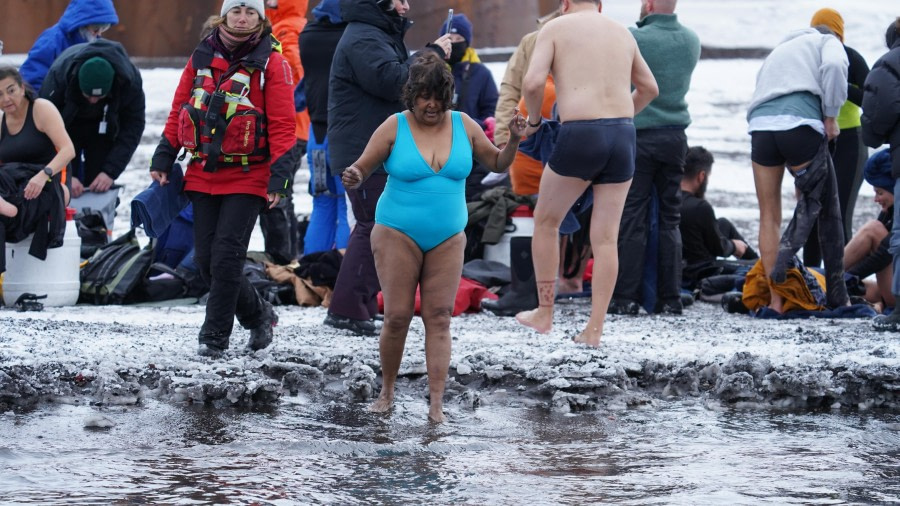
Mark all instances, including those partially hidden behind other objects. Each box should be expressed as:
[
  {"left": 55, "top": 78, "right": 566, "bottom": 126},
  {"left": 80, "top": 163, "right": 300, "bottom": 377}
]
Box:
[
  {"left": 131, "top": 163, "right": 189, "bottom": 238},
  {"left": 751, "top": 304, "right": 876, "bottom": 319},
  {"left": 518, "top": 120, "right": 560, "bottom": 164}
]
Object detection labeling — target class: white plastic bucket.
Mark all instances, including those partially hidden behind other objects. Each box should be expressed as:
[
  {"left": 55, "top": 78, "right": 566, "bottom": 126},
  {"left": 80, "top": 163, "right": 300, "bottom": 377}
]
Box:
[
  {"left": 483, "top": 215, "right": 534, "bottom": 267},
  {"left": 3, "top": 209, "right": 82, "bottom": 307}
]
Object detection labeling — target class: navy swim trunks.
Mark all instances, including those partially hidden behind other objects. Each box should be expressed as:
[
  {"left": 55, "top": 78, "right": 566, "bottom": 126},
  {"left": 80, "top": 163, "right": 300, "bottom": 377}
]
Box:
[{"left": 547, "top": 118, "right": 636, "bottom": 184}]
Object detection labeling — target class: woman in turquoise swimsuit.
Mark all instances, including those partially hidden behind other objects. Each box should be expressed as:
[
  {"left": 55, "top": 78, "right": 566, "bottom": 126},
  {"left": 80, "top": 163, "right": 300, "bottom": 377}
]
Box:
[{"left": 342, "top": 53, "right": 526, "bottom": 423}]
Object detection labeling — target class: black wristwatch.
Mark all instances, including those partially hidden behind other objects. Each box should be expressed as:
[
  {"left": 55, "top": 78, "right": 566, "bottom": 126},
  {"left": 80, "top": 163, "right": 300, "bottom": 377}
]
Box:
[
  {"left": 527, "top": 117, "right": 542, "bottom": 128},
  {"left": 42, "top": 167, "right": 53, "bottom": 179}
]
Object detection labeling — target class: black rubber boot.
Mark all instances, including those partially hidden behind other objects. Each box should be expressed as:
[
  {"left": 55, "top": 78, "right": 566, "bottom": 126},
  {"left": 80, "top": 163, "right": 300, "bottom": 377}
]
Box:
[{"left": 482, "top": 236, "right": 538, "bottom": 317}]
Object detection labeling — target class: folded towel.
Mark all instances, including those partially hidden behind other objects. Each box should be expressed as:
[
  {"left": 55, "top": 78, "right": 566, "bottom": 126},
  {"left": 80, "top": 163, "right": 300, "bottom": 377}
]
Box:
[{"left": 131, "top": 163, "right": 188, "bottom": 238}]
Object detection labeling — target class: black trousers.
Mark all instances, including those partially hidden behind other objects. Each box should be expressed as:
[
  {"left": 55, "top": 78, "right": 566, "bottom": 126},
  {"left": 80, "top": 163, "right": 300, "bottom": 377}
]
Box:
[
  {"left": 803, "top": 127, "right": 865, "bottom": 266},
  {"left": 328, "top": 172, "right": 387, "bottom": 321},
  {"left": 615, "top": 128, "right": 687, "bottom": 305},
  {"left": 189, "top": 191, "right": 266, "bottom": 346}
]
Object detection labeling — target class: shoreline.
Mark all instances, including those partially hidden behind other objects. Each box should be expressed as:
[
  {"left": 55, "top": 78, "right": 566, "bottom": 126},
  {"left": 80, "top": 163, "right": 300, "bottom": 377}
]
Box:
[{"left": 2, "top": 300, "right": 897, "bottom": 413}]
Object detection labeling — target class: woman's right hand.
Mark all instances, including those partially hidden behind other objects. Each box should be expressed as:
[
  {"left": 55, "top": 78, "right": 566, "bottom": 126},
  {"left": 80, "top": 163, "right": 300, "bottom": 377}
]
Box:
[
  {"left": 341, "top": 165, "right": 363, "bottom": 190},
  {"left": 150, "top": 170, "right": 169, "bottom": 186}
]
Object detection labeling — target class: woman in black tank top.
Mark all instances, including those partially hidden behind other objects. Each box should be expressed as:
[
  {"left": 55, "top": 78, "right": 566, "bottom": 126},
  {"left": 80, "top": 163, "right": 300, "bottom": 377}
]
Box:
[{"left": 0, "top": 65, "right": 75, "bottom": 214}]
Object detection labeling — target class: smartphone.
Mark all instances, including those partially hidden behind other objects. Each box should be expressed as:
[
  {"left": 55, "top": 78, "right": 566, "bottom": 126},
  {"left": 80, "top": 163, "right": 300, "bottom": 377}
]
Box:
[{"left": 445, "top": 8, "right": 454, "bottom": 34}]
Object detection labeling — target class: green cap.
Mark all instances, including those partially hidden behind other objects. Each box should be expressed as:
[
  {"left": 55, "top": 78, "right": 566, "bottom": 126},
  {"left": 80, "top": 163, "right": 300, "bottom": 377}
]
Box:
[{"left": 77, "top": 57, "right": 114, "bottom": 97}]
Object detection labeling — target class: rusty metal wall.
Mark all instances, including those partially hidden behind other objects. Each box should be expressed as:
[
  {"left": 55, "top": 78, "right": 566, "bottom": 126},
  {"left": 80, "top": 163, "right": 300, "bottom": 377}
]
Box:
[
  {"left": 2, "top": 0, "right": 221, "bottom": 57},
  {"left": 3, "top": 0, "right": 550, "bottom": 58}
]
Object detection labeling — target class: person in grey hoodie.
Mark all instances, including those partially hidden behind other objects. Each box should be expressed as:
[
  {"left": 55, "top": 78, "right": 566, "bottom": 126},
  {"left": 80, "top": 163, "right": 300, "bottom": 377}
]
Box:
[{"left": 747, "top": 26, "right": 848, "bottom": 314}]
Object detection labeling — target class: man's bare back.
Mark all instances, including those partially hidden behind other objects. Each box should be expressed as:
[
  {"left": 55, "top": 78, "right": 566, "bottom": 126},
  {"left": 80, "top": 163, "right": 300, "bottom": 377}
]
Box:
[{"left": 523, "top": 1, "right": 657, "bottom": 124}]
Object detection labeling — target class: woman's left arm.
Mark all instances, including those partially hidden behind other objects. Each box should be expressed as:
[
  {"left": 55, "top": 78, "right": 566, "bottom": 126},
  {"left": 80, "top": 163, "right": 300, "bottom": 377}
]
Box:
[
  {"left": 464, "top": 110, "right": 524, "bottom": 173},
  {"left": 264, "top": 52, "right": 302, "bottom": 205},
  {"left": 28, "top": 98, "right": 75, "bottom": 199}
]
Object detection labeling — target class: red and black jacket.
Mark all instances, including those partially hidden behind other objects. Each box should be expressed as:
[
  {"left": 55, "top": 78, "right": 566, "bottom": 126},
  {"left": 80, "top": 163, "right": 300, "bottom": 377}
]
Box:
[{"left": 151, "top": 29, "right": 296, "bottom": 199}]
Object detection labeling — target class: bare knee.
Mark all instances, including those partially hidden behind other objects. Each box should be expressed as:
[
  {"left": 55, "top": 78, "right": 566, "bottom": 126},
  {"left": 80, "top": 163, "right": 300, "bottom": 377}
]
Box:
[
  {"left": 383, "top": 312, "right": 413, "bottom": 335},
  {"left": 421, "top": 306, "right": 453, "bottom": 333}
]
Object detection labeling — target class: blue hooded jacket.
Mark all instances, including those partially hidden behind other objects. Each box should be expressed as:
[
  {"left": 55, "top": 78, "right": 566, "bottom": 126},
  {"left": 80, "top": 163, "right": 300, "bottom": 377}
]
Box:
[{"left": 20, "top": 0, "right": 118, "bottom": 92}]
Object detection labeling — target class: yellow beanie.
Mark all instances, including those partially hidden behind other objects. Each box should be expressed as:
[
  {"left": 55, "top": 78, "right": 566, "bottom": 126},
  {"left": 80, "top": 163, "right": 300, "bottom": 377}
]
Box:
[{"left": 811, "top": 8, "right": 844, "bottom": 42}]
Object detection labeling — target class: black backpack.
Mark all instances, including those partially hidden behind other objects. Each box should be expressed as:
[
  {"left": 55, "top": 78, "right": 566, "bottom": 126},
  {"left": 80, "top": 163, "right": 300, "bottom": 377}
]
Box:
[{"left": 79, "top": 229, "right": 154, "bottom": 304}]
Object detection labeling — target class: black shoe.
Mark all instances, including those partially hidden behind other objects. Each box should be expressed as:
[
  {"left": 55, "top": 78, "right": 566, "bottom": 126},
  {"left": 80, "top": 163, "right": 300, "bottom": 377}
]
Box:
[
  {"left": 324, "top": 313, "right": 380, "bottom": 336},
  {"left": 656, "top": 299, "right": 683, "bottom": 315},
  {"left": 872, "top": 311, "right": 900, "bottom": 332},
  {"left": 680, "top": 292, "right": 695, "bottom": 308},
  {"left": 483, "top": 236, "right": 539, "bottom": 317},
  {"left": 197, "top": 343, "right": 225, "bottom": 358},
  {"left": 482, "top": 296, "right": 533, "bottom": 317},
  {"left": 608, "top": 298, "right": 640, "bottom": 315},
  {"left": 721, "top": 291, "right": 749, "bottom": 314},
  {"left": 247, "top": 301, "right": 278, "bottom": 351}
]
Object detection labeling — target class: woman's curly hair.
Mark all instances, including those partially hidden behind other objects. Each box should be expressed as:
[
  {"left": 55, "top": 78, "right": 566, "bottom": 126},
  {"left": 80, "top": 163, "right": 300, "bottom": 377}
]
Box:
[{"left": 401, "top": 52, "right": 454, "bottom": 112}]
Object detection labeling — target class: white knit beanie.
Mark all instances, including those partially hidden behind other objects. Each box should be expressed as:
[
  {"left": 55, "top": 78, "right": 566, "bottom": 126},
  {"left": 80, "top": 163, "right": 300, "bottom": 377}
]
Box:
[{"left": 220, "top": 0, "right": 266, "bottom": 20}]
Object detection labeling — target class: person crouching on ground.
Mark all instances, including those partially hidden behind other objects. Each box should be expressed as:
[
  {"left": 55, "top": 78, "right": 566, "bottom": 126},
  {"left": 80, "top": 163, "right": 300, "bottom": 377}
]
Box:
[
  {"left": 340, "top": 53, "right": 525, "bottom": 423},
  {"left": 149, "top": 0, "right": 296, "bottom": 358}
]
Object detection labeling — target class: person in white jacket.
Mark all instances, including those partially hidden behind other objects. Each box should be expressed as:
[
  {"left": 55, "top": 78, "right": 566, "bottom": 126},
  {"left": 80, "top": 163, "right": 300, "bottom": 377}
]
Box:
[{"left": 747, "top": 26, "right": 848, "bottom": 313}]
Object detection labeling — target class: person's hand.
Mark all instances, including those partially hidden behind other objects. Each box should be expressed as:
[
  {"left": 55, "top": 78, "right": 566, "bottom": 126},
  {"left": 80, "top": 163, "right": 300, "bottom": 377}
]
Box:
[
  {"left": 432, "top": 34, "right": 452, "bottom": 59},
  {"left": 88, "top": 172, "right": 114, "bottom": 193},
  {"left": 24, "top": 173, "right": 47, "bottom": 200},
  {"left": 267, "top": 193, "right": 281, "bottom": 209},
  {"left": 70, "top": 176, "right": 84, "bottom": 198},
  {"left": 341, "top": 165, "right": 364, "bottom": 190},
  {"left": 150, "top": 170, "right": 169, "bottom": 186},
  {"left": 508, "top": 107, "right": 528, "bottom": 140},
  {"left": 732, "top": 239, "right": 748, "bottom": 259},
  {"left": 824, "top": 117, "right": 840, "bottom": 141}
]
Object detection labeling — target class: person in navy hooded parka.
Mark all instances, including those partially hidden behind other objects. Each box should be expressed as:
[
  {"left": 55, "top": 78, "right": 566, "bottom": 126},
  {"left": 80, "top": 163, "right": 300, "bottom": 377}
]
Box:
[{"left": 20, "top": 0, "right": 119, "bottom": 93}]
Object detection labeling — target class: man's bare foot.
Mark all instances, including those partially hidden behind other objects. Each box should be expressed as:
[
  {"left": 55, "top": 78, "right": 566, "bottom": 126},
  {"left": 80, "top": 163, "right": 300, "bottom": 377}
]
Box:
[
  {"left": 515, "top": 307, "right": 552, "bottom": 334},
  {"left": 428, "top": 406, "right": 447, "bottom": 423},
  {"left": 0, "top": 199, "right": 18, "bottom": 218},
  {"left": 573, "top": 330, "right": 601, "bottom": 348},
  {"left": 369, "top": 394, "right": 394, "bottom": 413}
]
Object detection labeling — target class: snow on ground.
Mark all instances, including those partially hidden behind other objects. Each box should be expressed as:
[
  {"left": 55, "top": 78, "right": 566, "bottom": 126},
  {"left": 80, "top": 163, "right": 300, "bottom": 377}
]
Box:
[{"left": 1, "top": 0, "right": 899, "bottom": 413}]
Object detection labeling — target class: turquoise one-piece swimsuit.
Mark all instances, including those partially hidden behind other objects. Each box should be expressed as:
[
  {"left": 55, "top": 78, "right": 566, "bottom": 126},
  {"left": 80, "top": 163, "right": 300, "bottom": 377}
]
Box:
[{"left": 375, "top": 111, "right": 473, "bottom": 252}]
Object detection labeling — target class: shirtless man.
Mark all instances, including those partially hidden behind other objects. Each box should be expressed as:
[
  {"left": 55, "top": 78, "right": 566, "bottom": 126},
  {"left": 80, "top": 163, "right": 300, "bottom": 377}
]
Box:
[{"left": 515, "top": 0, "right": 658, "bottom": 347}]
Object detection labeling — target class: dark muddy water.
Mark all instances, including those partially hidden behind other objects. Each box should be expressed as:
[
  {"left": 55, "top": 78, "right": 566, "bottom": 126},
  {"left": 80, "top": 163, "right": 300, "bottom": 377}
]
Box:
[{"left": 1, "top": 397, "right": 898, "bottom": 504}]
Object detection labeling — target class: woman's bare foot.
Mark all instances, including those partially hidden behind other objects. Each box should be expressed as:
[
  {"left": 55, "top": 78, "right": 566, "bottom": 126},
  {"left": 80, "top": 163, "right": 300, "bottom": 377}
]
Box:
[
  {"left": 428, "top": 406, "right": 447, "bottom": 423},
  {"left": 0, "top": 199, "right": 18, "bottom": 218},
  {"left": 369, "top": 394, "right": 394, "bottom": 413},
  {"left": 515, "top": 307, "right": 553, "bottom": 334}
]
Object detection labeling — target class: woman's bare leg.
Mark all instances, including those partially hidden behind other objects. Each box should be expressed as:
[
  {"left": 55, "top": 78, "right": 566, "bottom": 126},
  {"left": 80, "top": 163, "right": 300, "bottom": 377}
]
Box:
[
  {"left": 575, "top": 180, "right": 631, "bottom": 347},
  {"left": 752, "top": 162, "right": 786, "bottom": 313},
  {"left": 369, "top": 225, "right": 421, "bottom": 414},
  {"left": 516, "top": 166, "right": 591, "bottom": 334},
  {"left": 843, "top": 220, "right": 888, "bottom": 269},
  {"left": 0, "top": 197, "right": 18, "bottom": 218},
  {"left": 419, "top": 233, "right": 466, "bottom": 423},
  {"left": 876, "top": 265, "right": 896, "bottom": 308}
]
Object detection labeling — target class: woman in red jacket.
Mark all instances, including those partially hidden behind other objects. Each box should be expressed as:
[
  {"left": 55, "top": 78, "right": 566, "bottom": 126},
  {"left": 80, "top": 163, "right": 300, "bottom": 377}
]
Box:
[{"left": 150, "top": 0, "right": 296, "bottom": 358}]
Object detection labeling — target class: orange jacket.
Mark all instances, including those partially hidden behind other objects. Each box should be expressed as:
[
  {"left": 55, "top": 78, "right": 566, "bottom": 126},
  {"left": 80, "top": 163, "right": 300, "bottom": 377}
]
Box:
[
  {"left": 267, "top": 0, "right": 310, "bottom": 142},
  {"left": 510, "top": 76, "right": 555, "bottom": 196},
  {"left": 742, "top": 260, "right": 827, "bottom": 313}
]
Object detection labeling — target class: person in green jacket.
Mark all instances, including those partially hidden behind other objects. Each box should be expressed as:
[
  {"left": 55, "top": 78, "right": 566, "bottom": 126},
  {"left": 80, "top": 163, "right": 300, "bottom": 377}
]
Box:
[{"left": 609, "top": 0, "right": 700, "bottom": 316}]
